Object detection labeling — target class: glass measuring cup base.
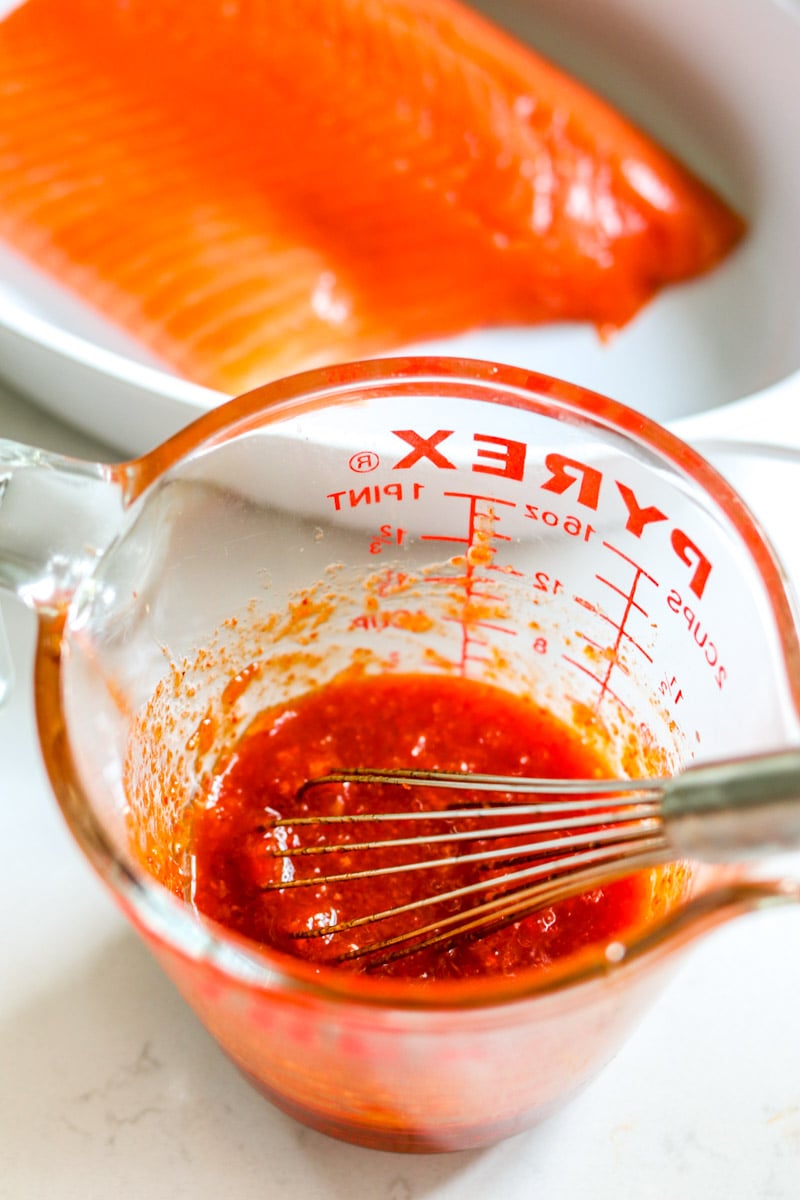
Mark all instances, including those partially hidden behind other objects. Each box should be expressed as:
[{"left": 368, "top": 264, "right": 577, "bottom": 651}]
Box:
[{"left": 235, "top": 1068, "right": 565, "bottom": 1152}]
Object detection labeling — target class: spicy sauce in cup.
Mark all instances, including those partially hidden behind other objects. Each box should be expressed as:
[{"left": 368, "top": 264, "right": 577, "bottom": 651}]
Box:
[{"left": 185, "top": 673, "right": 651, "bottom": 981}]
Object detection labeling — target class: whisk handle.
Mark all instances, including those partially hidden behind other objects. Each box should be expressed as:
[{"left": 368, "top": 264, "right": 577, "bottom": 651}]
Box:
[{"left": 662, "top": 750, "right": 800, "bottom": 861}]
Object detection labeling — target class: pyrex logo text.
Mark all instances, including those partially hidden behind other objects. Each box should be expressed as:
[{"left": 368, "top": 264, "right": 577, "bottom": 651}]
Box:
[{"left": 390, "top": 429, "right": 711, "bottom": 599}]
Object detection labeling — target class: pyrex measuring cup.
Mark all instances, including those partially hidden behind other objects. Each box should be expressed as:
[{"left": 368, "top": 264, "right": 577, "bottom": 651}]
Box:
[{"left": 2, "top": 357, "right": 800, "bottom": 1152}]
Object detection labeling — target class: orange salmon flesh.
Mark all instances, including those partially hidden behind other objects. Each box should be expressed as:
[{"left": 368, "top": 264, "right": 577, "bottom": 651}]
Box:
[{"left": 0, "top": 0, "right": 745, "bottom": 393}]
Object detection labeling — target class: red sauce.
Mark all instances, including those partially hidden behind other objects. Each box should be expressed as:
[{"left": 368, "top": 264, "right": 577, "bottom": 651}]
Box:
[{"left": 187, "top": 673, "right": 650, "bottom": 981}]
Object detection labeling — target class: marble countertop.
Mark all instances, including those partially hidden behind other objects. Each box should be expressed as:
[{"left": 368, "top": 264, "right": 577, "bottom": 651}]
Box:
[{"left": 1, "top": 379, "right": 799, "bottom": 1199}]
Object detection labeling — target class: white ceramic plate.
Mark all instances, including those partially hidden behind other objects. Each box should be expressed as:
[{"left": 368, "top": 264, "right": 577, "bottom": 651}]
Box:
[{"left": 0, "top": 0, "right": 799, "bottom": 456}]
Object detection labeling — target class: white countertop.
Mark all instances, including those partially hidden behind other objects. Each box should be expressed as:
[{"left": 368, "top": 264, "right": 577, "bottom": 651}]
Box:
[{"left": 1, "top": 380, "right": 799, "bottom": 1199}]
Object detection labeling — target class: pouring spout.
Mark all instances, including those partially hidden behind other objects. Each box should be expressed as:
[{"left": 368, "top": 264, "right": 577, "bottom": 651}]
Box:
[
  {"left": 0, "top": 604, "right": 12, "bottom": 704},
  {"left": 0, "top": 439, "right": 124, "bottom": 613}
]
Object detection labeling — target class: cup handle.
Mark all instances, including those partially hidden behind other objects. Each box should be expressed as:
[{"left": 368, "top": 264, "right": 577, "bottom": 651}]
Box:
[{"left": 691, "top": 436, "right": 800, "bottom": 591}]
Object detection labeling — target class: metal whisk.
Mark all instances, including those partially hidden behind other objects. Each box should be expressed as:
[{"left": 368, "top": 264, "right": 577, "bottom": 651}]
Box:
[{"left": 264, "top": 750, "right": 800, "bottom": 966}]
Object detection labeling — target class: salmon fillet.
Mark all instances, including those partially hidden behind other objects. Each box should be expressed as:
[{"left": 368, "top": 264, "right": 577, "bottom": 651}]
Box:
[{"left": 0, "top": 0, "right": 745, "bottom": 393}]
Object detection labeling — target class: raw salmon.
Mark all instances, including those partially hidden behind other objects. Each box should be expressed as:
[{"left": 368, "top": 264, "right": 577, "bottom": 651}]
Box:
[{"left": 0, "top": 0, "right": 745, "bottom": 394}]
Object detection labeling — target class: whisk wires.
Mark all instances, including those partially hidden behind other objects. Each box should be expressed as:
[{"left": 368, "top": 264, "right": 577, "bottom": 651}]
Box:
[{"left": 263, "top": 769, "right": 671, "bottom": 967}]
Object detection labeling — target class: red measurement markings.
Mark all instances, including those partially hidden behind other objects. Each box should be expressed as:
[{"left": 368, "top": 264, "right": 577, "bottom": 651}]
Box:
[
  {"left": 369, "top": 523, "right": 406, "bottom": 554},
  {"left": 421, "top": 491, "right": 522, "bottom": 671},
  {"left": 565, "top": 541, "right": 658, "bottom": 714}
]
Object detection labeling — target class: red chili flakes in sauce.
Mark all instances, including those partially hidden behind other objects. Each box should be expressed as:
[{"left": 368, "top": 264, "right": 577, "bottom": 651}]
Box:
[{"left": 188, "top": 673, "right": 650, "bottom": 981}]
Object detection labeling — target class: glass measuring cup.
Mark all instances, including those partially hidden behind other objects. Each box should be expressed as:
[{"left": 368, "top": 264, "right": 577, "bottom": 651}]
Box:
[{"left": 2, "top": 356, "right": 799, "bottom": 1152}]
